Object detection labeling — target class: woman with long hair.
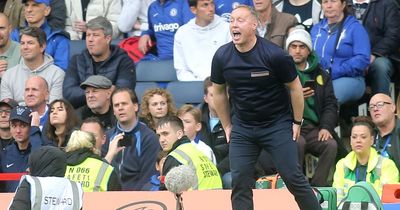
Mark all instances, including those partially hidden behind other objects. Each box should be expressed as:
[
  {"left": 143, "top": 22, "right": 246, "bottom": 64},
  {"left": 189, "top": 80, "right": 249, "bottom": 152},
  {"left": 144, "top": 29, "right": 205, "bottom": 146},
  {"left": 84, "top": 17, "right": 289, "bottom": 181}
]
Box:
[{"left": 45, "top": 99, "right": 80, "bottom": 148}]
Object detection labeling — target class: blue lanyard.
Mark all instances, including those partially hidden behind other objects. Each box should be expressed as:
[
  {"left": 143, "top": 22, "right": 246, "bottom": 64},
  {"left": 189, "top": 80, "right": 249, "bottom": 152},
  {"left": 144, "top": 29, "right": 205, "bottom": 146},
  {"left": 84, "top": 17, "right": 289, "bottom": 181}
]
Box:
[
  {"left": 378, "top": 136, "right": 392, "bottom": 158},
  {"left": 355, "top": 166, "right": 367, "bottom": 182}
]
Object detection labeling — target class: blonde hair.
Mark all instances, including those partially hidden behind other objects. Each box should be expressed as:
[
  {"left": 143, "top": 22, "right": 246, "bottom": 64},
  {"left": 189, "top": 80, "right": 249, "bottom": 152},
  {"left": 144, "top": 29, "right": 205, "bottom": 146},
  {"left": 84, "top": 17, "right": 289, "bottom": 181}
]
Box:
[
  {"left": 65, "top": 130, "right": 98, "bottom": 155},
  {"left": 177, "top": 104, "right": 202, "bottom": 123}
]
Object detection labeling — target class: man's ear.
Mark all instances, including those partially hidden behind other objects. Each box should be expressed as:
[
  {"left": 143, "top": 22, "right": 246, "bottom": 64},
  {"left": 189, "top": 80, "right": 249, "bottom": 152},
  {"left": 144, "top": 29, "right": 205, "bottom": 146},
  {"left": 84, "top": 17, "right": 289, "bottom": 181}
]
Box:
[{"left": 44, "top": 6, "right": 51, "bottom": 17}]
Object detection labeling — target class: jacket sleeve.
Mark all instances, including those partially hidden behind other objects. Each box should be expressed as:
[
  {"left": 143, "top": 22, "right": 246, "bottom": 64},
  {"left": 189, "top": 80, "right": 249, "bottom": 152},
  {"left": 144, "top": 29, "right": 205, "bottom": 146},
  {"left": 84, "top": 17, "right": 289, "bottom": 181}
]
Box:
[
  {"left": 52, "top": 36, "right": 70, "bottom": 71},
  {"left": 135, "top": 133, "right": 160, "bottom": 190},
  {"left": 49, "top": 69, "right": 65, "bottom": 103},
  {"left": 48, "top": 0, "right": 67, "bottom": 30},
  {"left": 0, "top": 70, "right": 13, "bottom": 101},
  {"left": 318, "top": 72, "right": 339, "bottom": 132},
  {"left": 332, "top": 159, "right": 347, "bottom": 201},
  {"left": 331, "top": 23, "right": 371, "bottom": 79},
  {"left": 29, "top": 126, "right": 44, "bottom": 150},
  {"left": 380, "top": 159, "right": 400, "bottom": 185},
  {"left": 370, "top": 1, "right": 400, "bottom": 57},
  {"left": 63, "top": 55, "right": 86, "bottom": 108},
  {"left": 115, "top": 54, "right": 136, "bottom": 90},
  {"left": 107, "top": 169, "right": 122, "bottom": 191},
  {"left": 105, "top": 0, "right": 121, "bottom": 39},
  {"left": 141, "top": 5, "right": 154, "bottom": 37},
  {"left": 117, "top": 0, "right": 140, "bottom": 33},
  {"left": 173, "top": 28, "right": 197, "bottom": 81},
  {"left": 8, "top": 180, "right": 31, "bottom": 210},
  {"left": 160, "top": 156, "right": 181, "bottom": 190}
]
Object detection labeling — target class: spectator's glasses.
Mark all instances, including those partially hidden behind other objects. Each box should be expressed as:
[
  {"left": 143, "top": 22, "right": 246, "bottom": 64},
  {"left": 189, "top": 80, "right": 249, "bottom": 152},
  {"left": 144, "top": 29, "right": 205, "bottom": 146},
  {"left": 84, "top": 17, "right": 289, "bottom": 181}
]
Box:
[
  {"left": 368, "top": 101, "right": 391, "bottom": 111},
  {"left": 0, "top": 109, "right": 11, "bottom": 114}
]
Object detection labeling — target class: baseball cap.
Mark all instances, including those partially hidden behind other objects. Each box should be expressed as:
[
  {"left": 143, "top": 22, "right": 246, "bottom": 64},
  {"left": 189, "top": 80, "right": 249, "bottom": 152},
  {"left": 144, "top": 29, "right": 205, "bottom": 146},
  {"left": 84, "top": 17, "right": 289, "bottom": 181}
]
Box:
[
  {"left": 10, "top": 106, "right": 32, "bottom": 124},
  {"left": 80, "top": 75, "right": 112, "bottom": 89},
  {"left": 22, "top": 0, "right": 50, "bottom": 6},
  {"left": 0, "top": 98, "right": 18, "bottom": 109}
]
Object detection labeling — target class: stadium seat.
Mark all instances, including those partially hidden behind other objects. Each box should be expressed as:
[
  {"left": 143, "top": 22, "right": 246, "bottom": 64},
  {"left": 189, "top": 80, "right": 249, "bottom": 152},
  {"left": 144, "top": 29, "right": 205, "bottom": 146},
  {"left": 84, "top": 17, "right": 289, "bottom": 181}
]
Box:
[
  {"left": 135, "top": 82, "right": 159, "bottom": 104},
  {"left": 166, "top": 81, "right": 204, "bottom": 108},
  {"left": 69, "top": 40, "right": 86, "bottom": 59},
  {"left": 136, "top": 60, "right": 178, "bottom": 82},
  {"left": 69, "top": 39, "right": 123, "bottom": 59}
]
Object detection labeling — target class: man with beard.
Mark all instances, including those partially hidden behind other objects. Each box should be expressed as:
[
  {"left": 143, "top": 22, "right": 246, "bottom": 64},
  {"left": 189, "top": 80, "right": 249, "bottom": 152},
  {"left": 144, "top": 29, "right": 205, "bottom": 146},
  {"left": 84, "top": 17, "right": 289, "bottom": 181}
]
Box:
[{"left": 0, "top": 13, "right": 21, "bottom": 81}]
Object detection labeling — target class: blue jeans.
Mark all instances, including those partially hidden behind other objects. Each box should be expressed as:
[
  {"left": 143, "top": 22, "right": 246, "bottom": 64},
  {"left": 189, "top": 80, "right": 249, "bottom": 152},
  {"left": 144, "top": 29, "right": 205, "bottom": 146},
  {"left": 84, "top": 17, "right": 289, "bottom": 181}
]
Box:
[
  {"left": 230, "top": 118, "right": 321, "bottom": 210},
  {"left": 333, "top": 76, "right": 365, "bottom": 105},
  {"left": 367, "top": 57, "right": 394, "bottom": 95}
]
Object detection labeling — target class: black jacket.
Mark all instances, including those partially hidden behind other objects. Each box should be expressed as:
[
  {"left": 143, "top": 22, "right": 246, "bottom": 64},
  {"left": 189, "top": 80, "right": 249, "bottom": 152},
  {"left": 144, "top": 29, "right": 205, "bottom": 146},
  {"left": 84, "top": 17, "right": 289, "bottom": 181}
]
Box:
[
  {"left": 63, "top": 45, "right": 136, "bottom": 108},
  {"left": 199, "top": 103, "right": 230, "bottom": 176},
  {"left": 348, "top": 0, "right": 400, "bottom": 58},
  {"left": 66, "top": 148, "right": 121, "bottom": 191},
  {"left": 309, "top": 68, "right": 339, "bottom": 133},
  {"left": 9, "top": 146, "right": 67, "bottom": 210}
]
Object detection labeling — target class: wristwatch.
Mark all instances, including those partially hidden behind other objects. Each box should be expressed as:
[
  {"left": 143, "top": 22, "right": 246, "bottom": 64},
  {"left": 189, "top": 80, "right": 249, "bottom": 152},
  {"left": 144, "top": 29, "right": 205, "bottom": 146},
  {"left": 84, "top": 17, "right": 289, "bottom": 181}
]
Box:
[{"left": 293, "top": 119, "right": 303, "bottom": 126}]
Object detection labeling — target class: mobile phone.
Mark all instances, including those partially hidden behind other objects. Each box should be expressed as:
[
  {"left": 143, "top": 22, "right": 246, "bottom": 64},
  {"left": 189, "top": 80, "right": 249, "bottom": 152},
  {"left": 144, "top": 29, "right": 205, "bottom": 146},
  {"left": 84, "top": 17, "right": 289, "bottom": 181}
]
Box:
[
  {"left": 304, "top": 80, "right": 315, "bottom": 90},
  {"left": 118, "top": 133, "right": 132, "bottom": 147}
]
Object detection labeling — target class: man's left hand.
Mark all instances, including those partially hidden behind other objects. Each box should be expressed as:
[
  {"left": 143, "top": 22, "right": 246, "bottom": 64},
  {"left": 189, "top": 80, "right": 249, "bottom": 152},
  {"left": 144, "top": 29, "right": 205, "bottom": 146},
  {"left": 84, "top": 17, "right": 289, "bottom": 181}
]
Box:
[
  {"left": 292, "top": 124, "right": 301, "bottom": 141},
  {"left": 318, "top": 129, "right": 333, "bottom": 141}
]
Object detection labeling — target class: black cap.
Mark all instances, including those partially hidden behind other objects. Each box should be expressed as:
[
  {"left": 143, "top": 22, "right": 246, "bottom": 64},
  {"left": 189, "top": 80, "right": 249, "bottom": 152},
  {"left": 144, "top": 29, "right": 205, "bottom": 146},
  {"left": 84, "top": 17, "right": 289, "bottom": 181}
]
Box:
[
  {"left": 10, "top": 106, "right": 32, "bottom": 124},
  {"left": 0, "top": 98, "right": 18, "bottom": 109}
]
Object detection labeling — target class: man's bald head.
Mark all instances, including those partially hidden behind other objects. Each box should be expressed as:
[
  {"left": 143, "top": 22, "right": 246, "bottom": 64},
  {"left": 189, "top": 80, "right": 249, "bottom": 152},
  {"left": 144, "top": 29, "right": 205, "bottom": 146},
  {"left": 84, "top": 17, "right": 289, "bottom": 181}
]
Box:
[
  {"left": 369, "top": 93, "right": 396, "bottom": 127},
  {"left": 24, "top": 76, "right": 49, "bottom": 110}
]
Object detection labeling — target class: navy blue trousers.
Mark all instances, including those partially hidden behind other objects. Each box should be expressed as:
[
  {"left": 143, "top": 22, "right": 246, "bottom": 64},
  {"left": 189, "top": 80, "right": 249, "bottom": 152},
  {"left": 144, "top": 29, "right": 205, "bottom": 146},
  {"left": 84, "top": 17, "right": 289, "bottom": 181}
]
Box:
[{"left": 230, "top": 118, "right": 321, "bottom": 210}]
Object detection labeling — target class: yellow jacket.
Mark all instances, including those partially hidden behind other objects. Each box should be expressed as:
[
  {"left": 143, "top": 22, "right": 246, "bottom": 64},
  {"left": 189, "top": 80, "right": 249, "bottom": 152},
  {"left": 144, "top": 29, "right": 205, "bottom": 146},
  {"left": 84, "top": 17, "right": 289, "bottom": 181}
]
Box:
[{"left": 333, "top": 148, "right": 399, "bottom": 201}]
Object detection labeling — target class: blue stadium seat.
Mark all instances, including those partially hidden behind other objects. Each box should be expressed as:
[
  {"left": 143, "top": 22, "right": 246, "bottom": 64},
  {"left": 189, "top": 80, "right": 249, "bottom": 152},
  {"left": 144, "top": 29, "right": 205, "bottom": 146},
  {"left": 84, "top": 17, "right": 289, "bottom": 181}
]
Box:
[
  {"left": 136, "top": 60, "right": 178, "bottom": 82},
  {"left": 69, "top": 40, "right": 86, "bottom": 59},
  {"left": 135, "top": 82, "right": 159, "bottom": 104},
  {"left": 166, "top": 81, "right": 204, "bottom": 108},
  {"left": 69, "top": 39, "right": 123, "bottom": 59}
]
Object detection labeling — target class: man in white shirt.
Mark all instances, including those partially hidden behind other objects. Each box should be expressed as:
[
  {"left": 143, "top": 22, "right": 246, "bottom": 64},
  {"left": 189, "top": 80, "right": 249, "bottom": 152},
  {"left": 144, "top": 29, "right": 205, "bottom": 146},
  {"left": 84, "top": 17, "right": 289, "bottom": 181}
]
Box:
[{"left": 174, "top": 0, "right": 231, "bottom": 81}]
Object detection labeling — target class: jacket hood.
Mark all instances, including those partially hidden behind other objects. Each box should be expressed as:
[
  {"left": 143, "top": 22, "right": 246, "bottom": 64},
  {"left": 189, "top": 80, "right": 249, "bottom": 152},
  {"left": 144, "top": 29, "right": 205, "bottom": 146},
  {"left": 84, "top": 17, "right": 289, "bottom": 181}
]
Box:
[
  {"left": 21, "top": 54, "right": 54, "bottom": 73},
  {"left": 66, "top": 148, "right": 100, "bottom": 166},
  {"left": 297, "top": 52, "right": 320, "bottom": 73},
  {"left": 28, "top": 146, "right": 67, "bottom": 177},
  {"left": 187, "top": 15, "right": 225, "bottom": 32}
]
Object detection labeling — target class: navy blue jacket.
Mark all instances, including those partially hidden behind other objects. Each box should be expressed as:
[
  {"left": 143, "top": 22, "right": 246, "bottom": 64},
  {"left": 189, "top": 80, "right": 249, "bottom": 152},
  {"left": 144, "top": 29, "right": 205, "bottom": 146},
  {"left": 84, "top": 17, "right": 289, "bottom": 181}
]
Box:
[
  {"left": 63, "top": 45, "right": 136, "bottom": 108},
  {"left": 347, "top": 0, "right": 400, "bottom": 58},
  {"left": 0, "top": 126, "right": 43, "bottom": 192},
  {"left": 11, "top": 20, "right": 70, "bottom": 71},
  {"left": 103, "top": 121, "right": 160, "bottom": 190}
]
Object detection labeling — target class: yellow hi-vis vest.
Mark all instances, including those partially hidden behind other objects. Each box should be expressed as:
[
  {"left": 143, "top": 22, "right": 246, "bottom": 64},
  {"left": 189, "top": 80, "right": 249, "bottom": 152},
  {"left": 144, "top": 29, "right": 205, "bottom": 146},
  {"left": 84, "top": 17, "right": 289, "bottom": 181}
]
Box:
[
  {"left": 65, "top": 157, "right": 114, "bottom": 192},
  {"left": 169, "top": 143, "right": 222, "bottom": 190},
  {"left": 14, "top": 175, "right": 83, "bottom": 210}
]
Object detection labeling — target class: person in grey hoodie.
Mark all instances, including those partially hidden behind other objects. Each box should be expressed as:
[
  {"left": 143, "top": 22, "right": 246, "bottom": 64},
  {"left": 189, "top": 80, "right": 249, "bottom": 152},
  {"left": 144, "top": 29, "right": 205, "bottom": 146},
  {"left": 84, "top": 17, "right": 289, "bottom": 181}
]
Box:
[{"left": 0, "top": 27, "right": 64, "bottom": 105}]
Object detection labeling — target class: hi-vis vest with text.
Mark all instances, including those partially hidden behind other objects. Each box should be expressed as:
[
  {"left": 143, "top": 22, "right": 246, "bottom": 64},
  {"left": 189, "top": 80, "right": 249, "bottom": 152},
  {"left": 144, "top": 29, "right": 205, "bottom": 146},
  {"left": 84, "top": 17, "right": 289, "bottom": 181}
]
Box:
[
  {"left": 169, "top": 143, "right": 222, "bottom": 190},
  {"left": 14, "top": 175, "right": 83, "bottom": 210},
  {"left": 65, "top": 157, "right": 114, "bottom": 192}
]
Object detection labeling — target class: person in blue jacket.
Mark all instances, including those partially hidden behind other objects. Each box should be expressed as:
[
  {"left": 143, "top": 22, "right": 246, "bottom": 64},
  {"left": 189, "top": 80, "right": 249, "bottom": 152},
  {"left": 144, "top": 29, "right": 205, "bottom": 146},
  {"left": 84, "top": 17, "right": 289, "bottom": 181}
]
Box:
[
  {"left": 11, "top": 0, "right": 69, "bottom": 71},
  {"left": 0, "top": 106, "right": 43, "bottom": 192},
  {"left": 311, "top": 0, "right": 370, "bottom": 105},
  {"left": 138, "top": 0, "right": 194, "bottom": 60},
  {"left": 102, "top": 88, "right": 161, "bottom": 191}
]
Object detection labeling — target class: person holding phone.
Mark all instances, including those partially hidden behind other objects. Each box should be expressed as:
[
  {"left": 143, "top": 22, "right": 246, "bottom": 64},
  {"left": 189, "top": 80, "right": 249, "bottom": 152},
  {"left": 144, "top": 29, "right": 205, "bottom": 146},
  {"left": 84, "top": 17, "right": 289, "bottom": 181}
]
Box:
[
  {"left": 286, "top": 27, "right": 338, "bottom": 186},
  {"left": 102, "top": 88, "right": 161, "bottom": 191}
]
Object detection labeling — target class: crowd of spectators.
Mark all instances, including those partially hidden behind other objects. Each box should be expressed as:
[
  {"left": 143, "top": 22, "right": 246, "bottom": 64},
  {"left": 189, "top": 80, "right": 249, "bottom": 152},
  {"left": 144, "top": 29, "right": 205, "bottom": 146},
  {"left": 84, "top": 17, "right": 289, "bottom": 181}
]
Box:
[{"left": 0, "top": 0, "right": 399, "bottom": 205}]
